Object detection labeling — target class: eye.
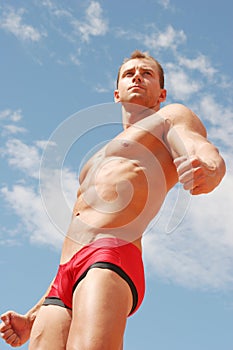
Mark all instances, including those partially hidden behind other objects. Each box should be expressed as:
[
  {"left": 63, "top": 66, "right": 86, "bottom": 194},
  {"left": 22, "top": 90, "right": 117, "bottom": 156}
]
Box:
[
  {"left": 125, "top": 72, "right": 133, "bottom": 77},
  {"left": 144, "top": 71, "right": 152, "bottom": 76}
]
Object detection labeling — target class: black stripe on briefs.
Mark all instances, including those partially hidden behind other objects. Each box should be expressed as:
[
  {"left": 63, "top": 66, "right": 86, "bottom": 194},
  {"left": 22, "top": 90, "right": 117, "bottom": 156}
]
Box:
[
  {"left": 72, "top": 262, "right": 138, "bottom": 315},
  {"left": 43, "top": 297, "right": 71, "bottom": 310}
]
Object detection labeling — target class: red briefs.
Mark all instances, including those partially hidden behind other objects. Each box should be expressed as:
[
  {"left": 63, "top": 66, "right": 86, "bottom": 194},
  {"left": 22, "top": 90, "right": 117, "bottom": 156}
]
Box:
[{"left": 43, "top": 238, "right": 145, "bottom": 316}]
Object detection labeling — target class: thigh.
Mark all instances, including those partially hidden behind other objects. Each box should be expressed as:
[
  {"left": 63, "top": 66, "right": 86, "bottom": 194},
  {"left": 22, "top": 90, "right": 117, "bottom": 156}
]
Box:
[
  {"left": 66, "top": 267, "right": 133, "bottom": 350},
  {"left": 29, "top": 305, "right": 72, "bottom": 350}
]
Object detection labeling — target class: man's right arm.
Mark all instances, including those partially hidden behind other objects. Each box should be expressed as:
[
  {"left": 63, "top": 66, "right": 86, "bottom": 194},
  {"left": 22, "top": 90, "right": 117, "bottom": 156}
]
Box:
[{"left": 0, "top": 279, "right": 54, "bottom": 347}]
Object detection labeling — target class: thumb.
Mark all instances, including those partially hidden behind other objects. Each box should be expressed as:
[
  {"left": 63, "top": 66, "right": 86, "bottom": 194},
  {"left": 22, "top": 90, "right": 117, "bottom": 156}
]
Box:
[{"left": 0, "top": 312, "right": 11, "bottom": 325}]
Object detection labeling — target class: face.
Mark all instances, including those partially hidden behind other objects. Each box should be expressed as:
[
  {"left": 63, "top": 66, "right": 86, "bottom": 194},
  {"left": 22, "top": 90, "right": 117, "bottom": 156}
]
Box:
[{"left": 114, "top": 58, "right": 166, "bottom": 111}]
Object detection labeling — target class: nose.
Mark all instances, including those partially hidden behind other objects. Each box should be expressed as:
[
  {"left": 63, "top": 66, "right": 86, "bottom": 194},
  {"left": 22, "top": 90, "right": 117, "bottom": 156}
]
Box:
[{"left": 132, "top": 70, "right": 142, "bottom": 83}]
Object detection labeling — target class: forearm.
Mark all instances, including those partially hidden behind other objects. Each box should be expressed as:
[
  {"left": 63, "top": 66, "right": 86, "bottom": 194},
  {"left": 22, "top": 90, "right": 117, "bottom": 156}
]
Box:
[
  {"left": 25, "top": 279, "right": 54, "bottom": 326},
  {"left": 25, "top": 297, "right": 44, "bottom": 326},
  {"left": 0, "top": 280, "right": 55, "bottom": 347},
  {"left": 166, "top": 125, "right": 226, "bottom": 194}
]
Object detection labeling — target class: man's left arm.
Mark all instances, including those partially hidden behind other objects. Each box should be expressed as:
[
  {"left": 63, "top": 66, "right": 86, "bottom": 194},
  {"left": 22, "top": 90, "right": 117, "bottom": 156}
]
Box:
[{"left": 163, "top": 103, "right": 226, "bottom": 195}]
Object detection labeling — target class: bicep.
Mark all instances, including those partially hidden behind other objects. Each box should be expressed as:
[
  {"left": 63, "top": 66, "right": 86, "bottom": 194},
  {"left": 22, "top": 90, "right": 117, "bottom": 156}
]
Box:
[
  {"left": 165, "top": 124, "right": 208, "bottom": 159},
  {"left": 162, "top": 104, "right": 208, "bottom": 158}
]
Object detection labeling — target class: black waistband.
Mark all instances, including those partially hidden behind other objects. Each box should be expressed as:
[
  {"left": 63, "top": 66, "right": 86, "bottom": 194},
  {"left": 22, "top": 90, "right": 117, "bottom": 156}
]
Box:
[
  {"left": 43, "top": 262, "right": 138, "bottom": 316},
  {"left": 43, "top": 297, "right": 71, "bottom": 310}
]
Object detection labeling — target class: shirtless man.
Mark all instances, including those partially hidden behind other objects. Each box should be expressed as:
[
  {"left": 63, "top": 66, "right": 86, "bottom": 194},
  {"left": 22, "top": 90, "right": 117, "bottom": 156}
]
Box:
[{"left": 0, "top": 50, "right": 226, "bottom": 350}]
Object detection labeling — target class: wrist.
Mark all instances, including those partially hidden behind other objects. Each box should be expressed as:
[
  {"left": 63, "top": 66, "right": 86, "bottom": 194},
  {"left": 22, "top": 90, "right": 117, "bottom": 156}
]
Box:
[{"left": 24, "top": 309, "right": 37, "bottom": 328}]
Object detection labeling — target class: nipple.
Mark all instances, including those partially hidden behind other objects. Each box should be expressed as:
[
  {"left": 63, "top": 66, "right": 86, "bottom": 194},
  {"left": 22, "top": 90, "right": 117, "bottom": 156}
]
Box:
[{"left": 122, "top": 140, "right": 129, "bottom": 147}]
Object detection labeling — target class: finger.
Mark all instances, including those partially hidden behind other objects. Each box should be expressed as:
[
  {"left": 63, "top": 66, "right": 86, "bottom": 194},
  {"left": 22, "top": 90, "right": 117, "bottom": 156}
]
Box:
[
  {"left": 11, "top": 336, "right": 21, "bottom": 347},
  {"left": 1, "top": 328, "right": 14, "bottom": 340},
  {"left": 173, "top": 155, "right": 188, "bottom": 167},
  {"left": 179, "top": 165, "right": 204, "bottom": 184},
  {"left": 178, "top": 168, "right": 194, "bottom": 184},
  {"left": 182, "top": 178, "right": 195, "bottom": 191},
  {"left": 4, "top": 330, "right": 19, "bottom": 346},
  {"left": 0, "top": 323, "right": 11, "bottom": 332},
  {"left": 190, "top": 185, "right": 204, "bottom": 195},
  {"left": 174, "top": 158, "right": 194, "bottom": 177},
  {"left": 174, "top": 156, "right": 201, "bottom": 172},
  {"left": 7, "top": 334, "right": 18, "bottom": 346}
]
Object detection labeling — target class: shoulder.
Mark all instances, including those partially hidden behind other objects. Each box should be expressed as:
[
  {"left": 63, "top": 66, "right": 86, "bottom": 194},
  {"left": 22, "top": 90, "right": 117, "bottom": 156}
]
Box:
[{"left": 159, "top": 103, "right": 207, "bottom": 137}]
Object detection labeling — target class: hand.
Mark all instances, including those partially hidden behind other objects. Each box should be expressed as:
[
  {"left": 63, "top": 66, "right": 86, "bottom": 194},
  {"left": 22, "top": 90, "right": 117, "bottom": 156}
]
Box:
[
  {"left": 174, "top": 155, "right": 218, "bottom": 195},
  {"left": 0, "top": 311, "right": 32, "bottom": 347}
]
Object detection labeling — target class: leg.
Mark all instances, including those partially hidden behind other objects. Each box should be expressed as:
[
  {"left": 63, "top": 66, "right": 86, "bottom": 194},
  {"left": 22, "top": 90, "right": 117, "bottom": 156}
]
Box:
[
  {"left": 29, "top": 305, "right": 71, "bottom": 350},
  {"left": 66, "top": 267, "right": 133, "bottom": 350}
]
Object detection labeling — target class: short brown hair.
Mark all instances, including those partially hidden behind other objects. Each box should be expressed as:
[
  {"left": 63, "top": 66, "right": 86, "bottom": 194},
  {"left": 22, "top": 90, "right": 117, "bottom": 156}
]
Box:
[{"left": 116, "top": 50, "right": 165, "bottom": 89}]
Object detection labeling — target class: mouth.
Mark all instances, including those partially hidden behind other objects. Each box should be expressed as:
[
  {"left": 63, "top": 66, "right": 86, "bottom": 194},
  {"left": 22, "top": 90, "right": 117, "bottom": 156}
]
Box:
[{"left": 128, "top": 85, "right": 145, "bottom": 91}]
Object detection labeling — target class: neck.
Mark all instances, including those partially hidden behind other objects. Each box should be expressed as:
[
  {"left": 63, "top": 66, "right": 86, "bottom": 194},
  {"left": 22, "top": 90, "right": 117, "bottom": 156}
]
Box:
[{"left": 121, "top": 102, "right": 161, "bottom": 129}]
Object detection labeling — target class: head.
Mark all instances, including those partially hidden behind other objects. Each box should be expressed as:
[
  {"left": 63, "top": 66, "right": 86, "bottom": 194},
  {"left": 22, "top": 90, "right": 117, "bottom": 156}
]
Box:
[
  {"left": 114, "top": 50, "right": 166, "bottom": 113},
  {"left": 116, "top": 50, "right": 165, "bottom": 89}
]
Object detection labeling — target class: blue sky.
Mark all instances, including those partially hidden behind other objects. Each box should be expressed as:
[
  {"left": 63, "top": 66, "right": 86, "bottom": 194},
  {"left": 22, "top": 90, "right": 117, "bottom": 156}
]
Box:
[{"left": 0, "top": 0, "right": 233, "bottom": 349}]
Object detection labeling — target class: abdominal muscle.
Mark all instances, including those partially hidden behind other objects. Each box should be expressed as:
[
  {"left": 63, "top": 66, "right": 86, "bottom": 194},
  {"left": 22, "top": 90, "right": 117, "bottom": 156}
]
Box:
[{"left": 60, "top": 120, "right": 178, "bottom": 264}]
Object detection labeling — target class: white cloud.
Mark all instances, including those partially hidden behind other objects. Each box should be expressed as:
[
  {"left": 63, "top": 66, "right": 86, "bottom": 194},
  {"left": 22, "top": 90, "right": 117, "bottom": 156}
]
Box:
[
  {"left": 94, "top": 85, "right": 109, "bottom": 93},
  {"left": 0, "top": 109, "right": 22, "bottom": 122},
  {"left": 35, "top": 140, "right": 57, "bottom": 150},
  {"left": 40, "top": 0, "right": 72, "bottom": 18},
  {"left": 178, "top": 54, "right": 218, "bottom": 79},
  {"left": 38, "top": 1, "right": 108, "bottom": 50},
  {"left": 0, "top": 7, "right": 46, "bottom": 42},
  {"left": 143, "top": 171, "right": 233, "bottom": 290},
  {"left": 69, "top": 53, "right": 81, "bottom": 66},
  {"left": 2, "top": 139, "right": 42, "bottom": 179},
  {"left": 157, "top": 0, "right": 171, "bottom": 9},
  {"left": 1, "top": 184, "right": 64, "bottom": 249},
  {"left": 198, "top": 95, "right": 233, "bottom": 127},
  {"left": 143, "top": 25, "right": 186, "bottom": 52},
  {"left": 196, "top": 95, "right": 233, "bottom": 151},
  {"left": 2, "top": 124, "right": 27, "bottom": 135},
  {"left": 1, "top": 138, "right": 78, "bottom": 249},
  {"left": 165, "top": 64, "right": 201, "bottom": 101},
  {"left": 116, "top": 25, "right": 186, "bottom": 55},
  {"left": 0, "top": 238, "right": 22, "bottom": 247},
  {"left": 40, "top": 0, "right": 54, "bottom": 9},
  {"left": 94, "top": 74, "right": 115, "bottom": 94},
  {"left": 191, "top": 173, "right": 233, "bottom": 249},
  {"left": 83, "top": 1, "right": 108, "bottom": 38},
  {"left": 0, "top": 163, "right": 77, "bottom": 248},
  {"left": 72, "top": 1, "right": 108, "bottom": 42}
]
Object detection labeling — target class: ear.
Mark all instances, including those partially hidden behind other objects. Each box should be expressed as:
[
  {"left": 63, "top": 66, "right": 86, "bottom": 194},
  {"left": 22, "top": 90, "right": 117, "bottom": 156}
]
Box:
[
  {"left": 114, "top": 89, "right": 120, "bottom": 103},
  {"left": 159, "top": 89, "right": 167, "bottom": 103}
]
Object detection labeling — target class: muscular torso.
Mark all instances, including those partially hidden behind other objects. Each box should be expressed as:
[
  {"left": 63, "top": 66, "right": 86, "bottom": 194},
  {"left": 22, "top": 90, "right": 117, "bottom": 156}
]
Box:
[{"left": 61, "top": 113, "right": 178, "bottom": 263}]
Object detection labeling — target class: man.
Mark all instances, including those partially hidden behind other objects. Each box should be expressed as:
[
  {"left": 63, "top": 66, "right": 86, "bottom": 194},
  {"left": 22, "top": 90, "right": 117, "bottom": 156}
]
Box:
[{"left": 0, "top": 50, "right": 226, "bottom": 349}]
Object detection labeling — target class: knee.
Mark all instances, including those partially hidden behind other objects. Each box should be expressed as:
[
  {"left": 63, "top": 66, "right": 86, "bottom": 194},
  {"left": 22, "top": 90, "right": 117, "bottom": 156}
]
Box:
[
  {"left": 29, "top": 321, "right": 54, "bottom": 350},
  {"left": 66, "top": 338, "right": 122, "bottom": 350},
  {"left": 28, "top": 330, "right": 44, "bottom": 350},
  {"left": 66, "top": 339, "right": 97, "bottom": 350}
]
